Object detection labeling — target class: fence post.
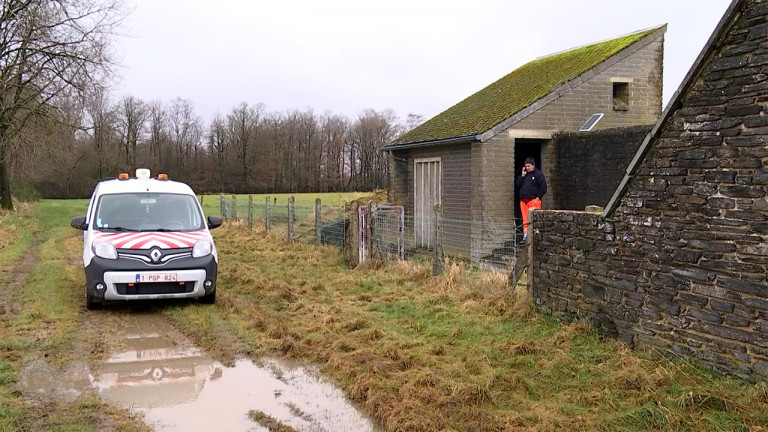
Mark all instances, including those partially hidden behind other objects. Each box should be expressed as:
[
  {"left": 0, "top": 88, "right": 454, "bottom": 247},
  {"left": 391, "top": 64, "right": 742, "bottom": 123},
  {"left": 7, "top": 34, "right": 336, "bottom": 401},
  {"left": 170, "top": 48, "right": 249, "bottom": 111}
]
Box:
[
  {"left": 315, "top": 198, "right": 322, "bottom": 245},
  {"left": 265, "top": 196, "right": 271, "bottom": 232},
  {"left": 368, "top": 200, "right": 378, "bottom": 261},
  {"left": 231, "top": 195, "right": 238, "bottom": 221},
  {"left": 220, "top": 193, "right": 226, "bottom": 220},
  {"left": 248, "top": 195, "right": 253, "bottom": 230},
  {"left": 348, "top": 202, "right": 360, "bottom": 267},
  {"left": 287, "top": 196, "right": 295, "bottom": 243},
  {"left": 399, "top": 207, "right": 405, "bottom": 260},
  {"left": 432, "top": 203, "right": 444, "bottom": 276}
]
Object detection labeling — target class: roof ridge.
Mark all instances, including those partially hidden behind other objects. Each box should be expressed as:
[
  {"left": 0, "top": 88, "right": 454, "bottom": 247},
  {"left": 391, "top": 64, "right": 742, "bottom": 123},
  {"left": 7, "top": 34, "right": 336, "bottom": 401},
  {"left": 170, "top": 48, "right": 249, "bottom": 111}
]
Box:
[{"left": 535, "top": 24, "right": 666, "bottom": 61}]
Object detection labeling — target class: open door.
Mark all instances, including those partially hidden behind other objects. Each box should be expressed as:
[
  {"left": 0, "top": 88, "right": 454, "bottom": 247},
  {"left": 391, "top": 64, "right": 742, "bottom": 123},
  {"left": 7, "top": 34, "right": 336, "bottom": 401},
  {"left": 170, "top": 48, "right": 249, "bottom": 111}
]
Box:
[
  {"left": 514, "top": 140, "right": 543, "bottom": 228},
  {"left": 414, "top": 157, "right": 441, "bottom": 248}
]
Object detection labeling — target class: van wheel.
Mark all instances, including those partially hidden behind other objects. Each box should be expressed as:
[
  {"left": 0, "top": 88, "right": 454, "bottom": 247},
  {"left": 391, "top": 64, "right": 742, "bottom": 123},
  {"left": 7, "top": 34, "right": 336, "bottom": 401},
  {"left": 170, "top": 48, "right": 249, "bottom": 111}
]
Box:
[
  {"left": 200, "top": 291, "right": 216, "bottom": 304},
  {"left": 85, "top": 289, "right": 103, "bottom": 310}
]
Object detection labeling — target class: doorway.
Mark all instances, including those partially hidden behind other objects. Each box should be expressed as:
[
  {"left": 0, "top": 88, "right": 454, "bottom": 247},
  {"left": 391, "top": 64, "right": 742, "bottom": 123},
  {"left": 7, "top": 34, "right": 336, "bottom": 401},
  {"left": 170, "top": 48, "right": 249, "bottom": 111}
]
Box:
[
  {"left": 414, "top": 157, "right": 441, "bottom": 248},
  {"left": 513, "top": 139, "right": 543, "bottom": 230}
]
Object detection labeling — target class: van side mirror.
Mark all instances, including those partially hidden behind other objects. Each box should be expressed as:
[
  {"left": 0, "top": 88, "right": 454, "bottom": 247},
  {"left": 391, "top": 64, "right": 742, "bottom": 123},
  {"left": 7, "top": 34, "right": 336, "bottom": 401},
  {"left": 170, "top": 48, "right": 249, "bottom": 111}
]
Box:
[
  {"left": 71, "top": 216, "right": 87, "bottom": 230},
  {"left": 207, "top": 215, "right": 222, "bottom": 230}
]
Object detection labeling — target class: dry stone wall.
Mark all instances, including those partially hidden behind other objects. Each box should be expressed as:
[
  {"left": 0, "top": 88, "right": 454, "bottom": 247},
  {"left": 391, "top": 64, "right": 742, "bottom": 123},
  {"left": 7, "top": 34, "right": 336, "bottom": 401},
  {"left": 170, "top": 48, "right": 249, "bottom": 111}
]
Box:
[{"left": 530, "top": 0, "right": 768, "bottom": 379}]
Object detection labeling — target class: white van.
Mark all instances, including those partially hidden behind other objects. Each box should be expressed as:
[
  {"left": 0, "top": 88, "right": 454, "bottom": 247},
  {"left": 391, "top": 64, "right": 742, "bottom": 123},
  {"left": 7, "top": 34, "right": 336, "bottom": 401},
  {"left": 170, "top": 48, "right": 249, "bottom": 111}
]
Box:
[{"left": 71, "top": 169, "right": 221, "bottom": 309}]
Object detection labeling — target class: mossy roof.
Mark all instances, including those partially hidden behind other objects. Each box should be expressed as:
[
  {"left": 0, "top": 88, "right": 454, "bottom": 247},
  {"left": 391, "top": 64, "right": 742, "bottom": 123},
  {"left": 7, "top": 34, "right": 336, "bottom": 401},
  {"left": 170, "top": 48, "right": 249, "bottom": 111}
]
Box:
[{"left": 390, "top": 28, "right": 658, "bottom": 147}]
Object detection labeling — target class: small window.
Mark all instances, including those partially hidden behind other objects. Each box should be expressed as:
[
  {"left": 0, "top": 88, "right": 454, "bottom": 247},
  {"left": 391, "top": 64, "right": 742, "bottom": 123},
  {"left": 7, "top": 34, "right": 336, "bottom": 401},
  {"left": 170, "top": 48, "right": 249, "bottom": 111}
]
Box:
[
  {"left": 580, "top": 113, "right": 604, "bottom": 132},
  {"left": 613, "top": 82, "right": 629, "bottom": 111}
]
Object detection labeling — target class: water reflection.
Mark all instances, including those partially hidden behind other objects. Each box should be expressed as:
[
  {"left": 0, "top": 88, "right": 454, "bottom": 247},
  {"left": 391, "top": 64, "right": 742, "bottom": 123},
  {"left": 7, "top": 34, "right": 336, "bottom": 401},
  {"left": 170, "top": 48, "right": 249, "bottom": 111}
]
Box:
[{"left": 95, "top": 313, "right": 376, "bottom": 431}]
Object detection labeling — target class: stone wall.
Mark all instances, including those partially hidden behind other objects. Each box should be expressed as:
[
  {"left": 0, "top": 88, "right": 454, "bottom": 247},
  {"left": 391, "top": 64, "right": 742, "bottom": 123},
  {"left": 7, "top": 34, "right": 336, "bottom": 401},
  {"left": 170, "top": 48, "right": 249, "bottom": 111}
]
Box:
[
  {"left": 551, "top": 125, "right": 652, "bottom": 210},
  {"left": 530, "top": 0, "right": 768, "bottom": 379}
]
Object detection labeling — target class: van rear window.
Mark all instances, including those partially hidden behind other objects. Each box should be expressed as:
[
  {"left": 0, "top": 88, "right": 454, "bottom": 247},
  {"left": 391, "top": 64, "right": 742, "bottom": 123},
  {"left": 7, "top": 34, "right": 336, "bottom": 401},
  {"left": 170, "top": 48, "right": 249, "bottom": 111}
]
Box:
[{"left": 94, "top": 193, "right": 204, "bottom": 232}]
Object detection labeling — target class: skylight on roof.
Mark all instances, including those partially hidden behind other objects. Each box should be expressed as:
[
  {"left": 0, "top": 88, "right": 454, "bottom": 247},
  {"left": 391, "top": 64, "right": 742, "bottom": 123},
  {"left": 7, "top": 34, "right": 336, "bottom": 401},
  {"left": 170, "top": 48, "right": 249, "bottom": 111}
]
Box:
[{"left": 580, "top": 113, "right": 604, "bottom": 131}]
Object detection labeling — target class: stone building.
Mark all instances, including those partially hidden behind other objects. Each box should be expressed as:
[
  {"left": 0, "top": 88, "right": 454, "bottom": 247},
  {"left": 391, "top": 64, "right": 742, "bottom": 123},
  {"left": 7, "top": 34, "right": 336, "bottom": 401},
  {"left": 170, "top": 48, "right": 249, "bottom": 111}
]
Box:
[
  {"left": 382, "top": 26, "right": 666, "bottom": 262},
  {"left": 530, "top": 0, "right": 768, "bottom": 378}
]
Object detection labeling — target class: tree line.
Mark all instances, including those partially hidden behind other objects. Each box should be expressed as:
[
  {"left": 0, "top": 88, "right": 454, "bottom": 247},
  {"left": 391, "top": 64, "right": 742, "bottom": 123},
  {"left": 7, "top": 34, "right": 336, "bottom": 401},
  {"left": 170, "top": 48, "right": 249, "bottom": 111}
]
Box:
[{"left": 14, "top": 92, "right": 422, "bottom": 199}]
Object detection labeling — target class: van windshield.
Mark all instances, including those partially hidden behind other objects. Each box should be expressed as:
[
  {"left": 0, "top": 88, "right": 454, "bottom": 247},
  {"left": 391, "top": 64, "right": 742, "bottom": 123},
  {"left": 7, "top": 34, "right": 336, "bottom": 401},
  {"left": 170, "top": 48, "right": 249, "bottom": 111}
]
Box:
[{"left": 93, "top": 193, "right": 204, "bottom": 232}]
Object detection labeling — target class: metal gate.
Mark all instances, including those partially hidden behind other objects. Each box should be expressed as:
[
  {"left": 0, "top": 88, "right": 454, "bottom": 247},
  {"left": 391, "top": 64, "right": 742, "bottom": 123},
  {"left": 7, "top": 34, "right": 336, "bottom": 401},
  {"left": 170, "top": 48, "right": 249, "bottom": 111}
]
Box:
[{"left": 357, "top": 205, "right": 405, "bottom": 264}]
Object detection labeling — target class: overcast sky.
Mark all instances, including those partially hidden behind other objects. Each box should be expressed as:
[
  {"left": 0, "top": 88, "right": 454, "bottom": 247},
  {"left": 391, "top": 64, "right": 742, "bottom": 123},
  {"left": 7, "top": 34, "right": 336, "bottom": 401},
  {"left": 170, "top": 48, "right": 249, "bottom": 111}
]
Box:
[{"left": 114, "top": 0, "right": 732, "bottom": 124}]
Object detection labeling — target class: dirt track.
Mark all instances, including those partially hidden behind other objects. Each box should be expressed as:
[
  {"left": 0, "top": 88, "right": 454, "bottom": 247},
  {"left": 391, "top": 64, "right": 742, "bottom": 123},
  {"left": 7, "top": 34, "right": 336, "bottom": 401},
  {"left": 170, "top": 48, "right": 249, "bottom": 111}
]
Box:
[{"left": 0, "top": 241, "right": 38, "bottom": 316}]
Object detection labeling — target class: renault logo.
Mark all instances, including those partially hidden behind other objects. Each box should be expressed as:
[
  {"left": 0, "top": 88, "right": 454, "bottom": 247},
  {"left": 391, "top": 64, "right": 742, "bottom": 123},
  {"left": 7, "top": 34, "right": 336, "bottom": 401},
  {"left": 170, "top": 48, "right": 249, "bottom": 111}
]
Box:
[{"left": 149, "top": 248, "right": 163, "bottom": 263}]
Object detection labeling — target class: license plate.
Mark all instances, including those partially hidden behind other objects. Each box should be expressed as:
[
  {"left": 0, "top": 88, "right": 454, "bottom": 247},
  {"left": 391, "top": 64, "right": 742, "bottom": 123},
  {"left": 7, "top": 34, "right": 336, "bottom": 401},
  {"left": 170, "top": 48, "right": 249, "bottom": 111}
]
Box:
[{"left": 136, "top": 273, "right": 177, "bottom": 283}]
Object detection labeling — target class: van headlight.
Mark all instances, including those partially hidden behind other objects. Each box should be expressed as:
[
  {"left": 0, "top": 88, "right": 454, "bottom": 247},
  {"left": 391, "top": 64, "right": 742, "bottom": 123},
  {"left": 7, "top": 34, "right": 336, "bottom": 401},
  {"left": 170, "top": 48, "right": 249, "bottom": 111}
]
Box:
[
  {"left": 192, "top": 240, "right": 212, "bottom": 258},
  {"left": 93, "top": 240, "right": 117, "bottom": 260}
]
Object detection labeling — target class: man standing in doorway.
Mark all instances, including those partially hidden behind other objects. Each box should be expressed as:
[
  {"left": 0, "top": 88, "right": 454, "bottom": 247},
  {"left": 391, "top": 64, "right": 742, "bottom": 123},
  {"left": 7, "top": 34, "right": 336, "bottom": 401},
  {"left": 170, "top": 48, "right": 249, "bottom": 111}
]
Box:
[{"left": 516, "top": 157, "right": 547, "bottom": 241}]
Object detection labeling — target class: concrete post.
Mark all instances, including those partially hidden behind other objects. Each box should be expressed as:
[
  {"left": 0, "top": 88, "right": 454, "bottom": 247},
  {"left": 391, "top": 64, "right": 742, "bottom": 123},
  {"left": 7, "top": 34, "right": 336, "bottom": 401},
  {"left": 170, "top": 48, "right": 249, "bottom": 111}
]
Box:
[
  {"left": 287, "top": 196, "right": 295, "bottom": 243},
  {"left": 432, "top": 204, "right": 444, "bottom": 276},
  {"left": 348, "top": 202, "right": 360, "bottom": 267},
  {"left": 247, "top": 195, "right": 253, "bottom": 230},
  {"left": 315, "top": 198, "right": 322, "bottom": 245},
  {"left": 265, "top": 196, "right": 271, "bottom": 232},
  {"left": 368, "top": 200, "right": 377, "bottom": 261}
]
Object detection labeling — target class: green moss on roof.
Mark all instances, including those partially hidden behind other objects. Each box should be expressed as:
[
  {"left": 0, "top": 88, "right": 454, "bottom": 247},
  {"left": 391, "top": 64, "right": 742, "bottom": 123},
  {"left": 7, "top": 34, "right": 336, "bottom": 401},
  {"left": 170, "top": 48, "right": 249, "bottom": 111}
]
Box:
[{"left": 392, "top": 28, "right": 657, "bottom": 146}]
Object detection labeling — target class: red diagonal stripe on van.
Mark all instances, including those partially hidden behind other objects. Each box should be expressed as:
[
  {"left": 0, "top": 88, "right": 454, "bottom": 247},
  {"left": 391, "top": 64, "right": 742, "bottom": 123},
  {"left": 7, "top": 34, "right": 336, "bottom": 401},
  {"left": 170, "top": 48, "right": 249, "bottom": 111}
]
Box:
[{"left": 94, "top": 231, "right": 207, "bottom": 249}]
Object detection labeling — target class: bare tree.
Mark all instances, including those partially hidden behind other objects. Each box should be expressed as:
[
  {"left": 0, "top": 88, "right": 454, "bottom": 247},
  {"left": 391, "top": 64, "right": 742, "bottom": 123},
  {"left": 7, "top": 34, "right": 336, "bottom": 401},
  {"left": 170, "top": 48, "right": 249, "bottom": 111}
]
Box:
[
  {"left": 0, "top": 0, "right": 124, "bottom": 209},
  {"left": 404, "top": 113, "right": 425, "bottom": 133},
  {"left": 319, "top": 113, "right": 348, "bottom": 191},
  {"left": 208, "top": 114, "right": 227, "bottom": 192},
  {"left": 226, "top": 102, "right": 265, "bottom": 191},
  {"left": 147, "top": 100, "right": 168, "bottom": 170},
  {"left": 84, "top": 87, "right": 118, "bottom": 181},
  {"left": 21, "top": 100, "right": 92, "bottom": 198},
  {"left": 350, "top": 109, "right": 398, "bottom": 190},
  {"left": 168, "top": 97, "right": 201, "bottom": 179},
  {"left": 117, "top": 95, "right": 148, "bottom": 171},
  {"left": 296, "top": 109, "right": 318, "bottom": 191},
  {"left": 263, "top": 112, "right": 284, "bottom": 191}
]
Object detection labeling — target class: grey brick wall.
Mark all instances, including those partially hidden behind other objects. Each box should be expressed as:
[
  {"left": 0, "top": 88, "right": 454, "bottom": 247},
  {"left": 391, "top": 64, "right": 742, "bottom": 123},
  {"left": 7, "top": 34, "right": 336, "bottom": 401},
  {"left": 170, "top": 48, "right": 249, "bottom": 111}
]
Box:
[
  {"left": 551, "top": 126, "right": 651, "bottom": 210},
  {"left": 470, "top": 136, "right": 517, "bottom": 263},
  {"left": 510, "top": 36, "right": 663, "bottom": 132},
  {"left": 396, "top": 145, "right": 472, "bottom": 221},
  {"left": 388, "top": 150, "right": 409, "bottom": 206},
  {"left": 392, "top": 145, "right": 473, "bottom": 256},
  {"left": 530, "top": 0, "right": 768, "bottom": 379}
]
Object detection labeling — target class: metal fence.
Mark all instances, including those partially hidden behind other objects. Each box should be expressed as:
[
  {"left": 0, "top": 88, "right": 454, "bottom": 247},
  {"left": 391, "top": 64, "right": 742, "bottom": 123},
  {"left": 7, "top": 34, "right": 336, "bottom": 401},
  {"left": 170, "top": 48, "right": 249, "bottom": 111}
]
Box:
[{"left": 218, "top": 195, "right": 524, "bottom": 279}]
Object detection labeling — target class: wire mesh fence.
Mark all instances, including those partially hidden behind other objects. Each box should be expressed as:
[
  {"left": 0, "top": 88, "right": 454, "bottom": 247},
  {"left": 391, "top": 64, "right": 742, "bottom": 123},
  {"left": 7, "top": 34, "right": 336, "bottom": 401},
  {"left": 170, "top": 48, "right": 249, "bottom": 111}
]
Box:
[{"left": 218, "top": 194, "right": 524, "bottom": 277}]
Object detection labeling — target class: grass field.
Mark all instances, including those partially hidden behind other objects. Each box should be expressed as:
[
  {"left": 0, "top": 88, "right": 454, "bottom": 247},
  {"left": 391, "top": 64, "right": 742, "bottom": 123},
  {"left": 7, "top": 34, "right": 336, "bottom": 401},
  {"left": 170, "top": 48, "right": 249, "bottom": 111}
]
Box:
[
  {"left": 199, "top": 191, "right": 382, "bottom": 220},
  {"left": 1, "top": 200, "right": 767, "bottom": 431}
]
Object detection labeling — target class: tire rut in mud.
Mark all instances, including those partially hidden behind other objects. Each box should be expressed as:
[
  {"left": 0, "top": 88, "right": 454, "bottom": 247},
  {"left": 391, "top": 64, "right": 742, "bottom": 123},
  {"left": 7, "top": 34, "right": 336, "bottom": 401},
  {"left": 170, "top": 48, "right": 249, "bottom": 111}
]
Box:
[{"left": 0, "top": 241, "right": 40, "bottom": 316}]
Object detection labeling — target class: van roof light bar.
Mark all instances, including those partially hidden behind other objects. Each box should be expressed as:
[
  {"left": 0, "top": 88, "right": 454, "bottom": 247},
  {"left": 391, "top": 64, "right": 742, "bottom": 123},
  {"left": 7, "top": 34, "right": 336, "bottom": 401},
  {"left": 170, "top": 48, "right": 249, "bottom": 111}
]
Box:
[{"left": 135, "top": 169, "right": 151, "bottom": 180}]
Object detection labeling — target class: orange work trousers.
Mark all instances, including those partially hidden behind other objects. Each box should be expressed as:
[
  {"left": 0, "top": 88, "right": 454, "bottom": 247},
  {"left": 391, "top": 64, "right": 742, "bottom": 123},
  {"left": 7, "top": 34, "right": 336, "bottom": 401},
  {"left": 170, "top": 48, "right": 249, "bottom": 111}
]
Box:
[{"left": 520, "top": 197, "right": 542, "bottom": 235}]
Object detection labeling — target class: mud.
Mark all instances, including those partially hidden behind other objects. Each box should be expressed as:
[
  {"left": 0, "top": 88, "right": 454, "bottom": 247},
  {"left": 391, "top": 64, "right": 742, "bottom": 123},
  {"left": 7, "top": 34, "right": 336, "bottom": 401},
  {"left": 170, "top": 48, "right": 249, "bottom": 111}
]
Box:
[
  {"left": 0, "top": 241, "right": 39, "bottom": 316},
  {"left": 94, "top": 312, "right": 377, "bottom": 431},
  {"left": 18, "top": 359, "right": 93, "bottom": 404}
]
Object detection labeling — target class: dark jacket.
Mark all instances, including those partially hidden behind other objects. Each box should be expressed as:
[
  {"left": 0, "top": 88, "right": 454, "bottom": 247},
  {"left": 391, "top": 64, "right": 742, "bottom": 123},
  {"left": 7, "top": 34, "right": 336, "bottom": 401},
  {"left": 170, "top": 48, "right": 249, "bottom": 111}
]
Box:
[{"left": 516, "top": 168, "right": 547, "bottom": 199}]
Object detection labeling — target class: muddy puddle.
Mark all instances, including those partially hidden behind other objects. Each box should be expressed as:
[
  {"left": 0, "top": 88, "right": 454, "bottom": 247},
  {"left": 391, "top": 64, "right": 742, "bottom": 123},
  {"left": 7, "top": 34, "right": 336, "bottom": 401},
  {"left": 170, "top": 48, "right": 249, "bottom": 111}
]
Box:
[{"left": 94, "top": 313, "right": 377, "bottom": 431}]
